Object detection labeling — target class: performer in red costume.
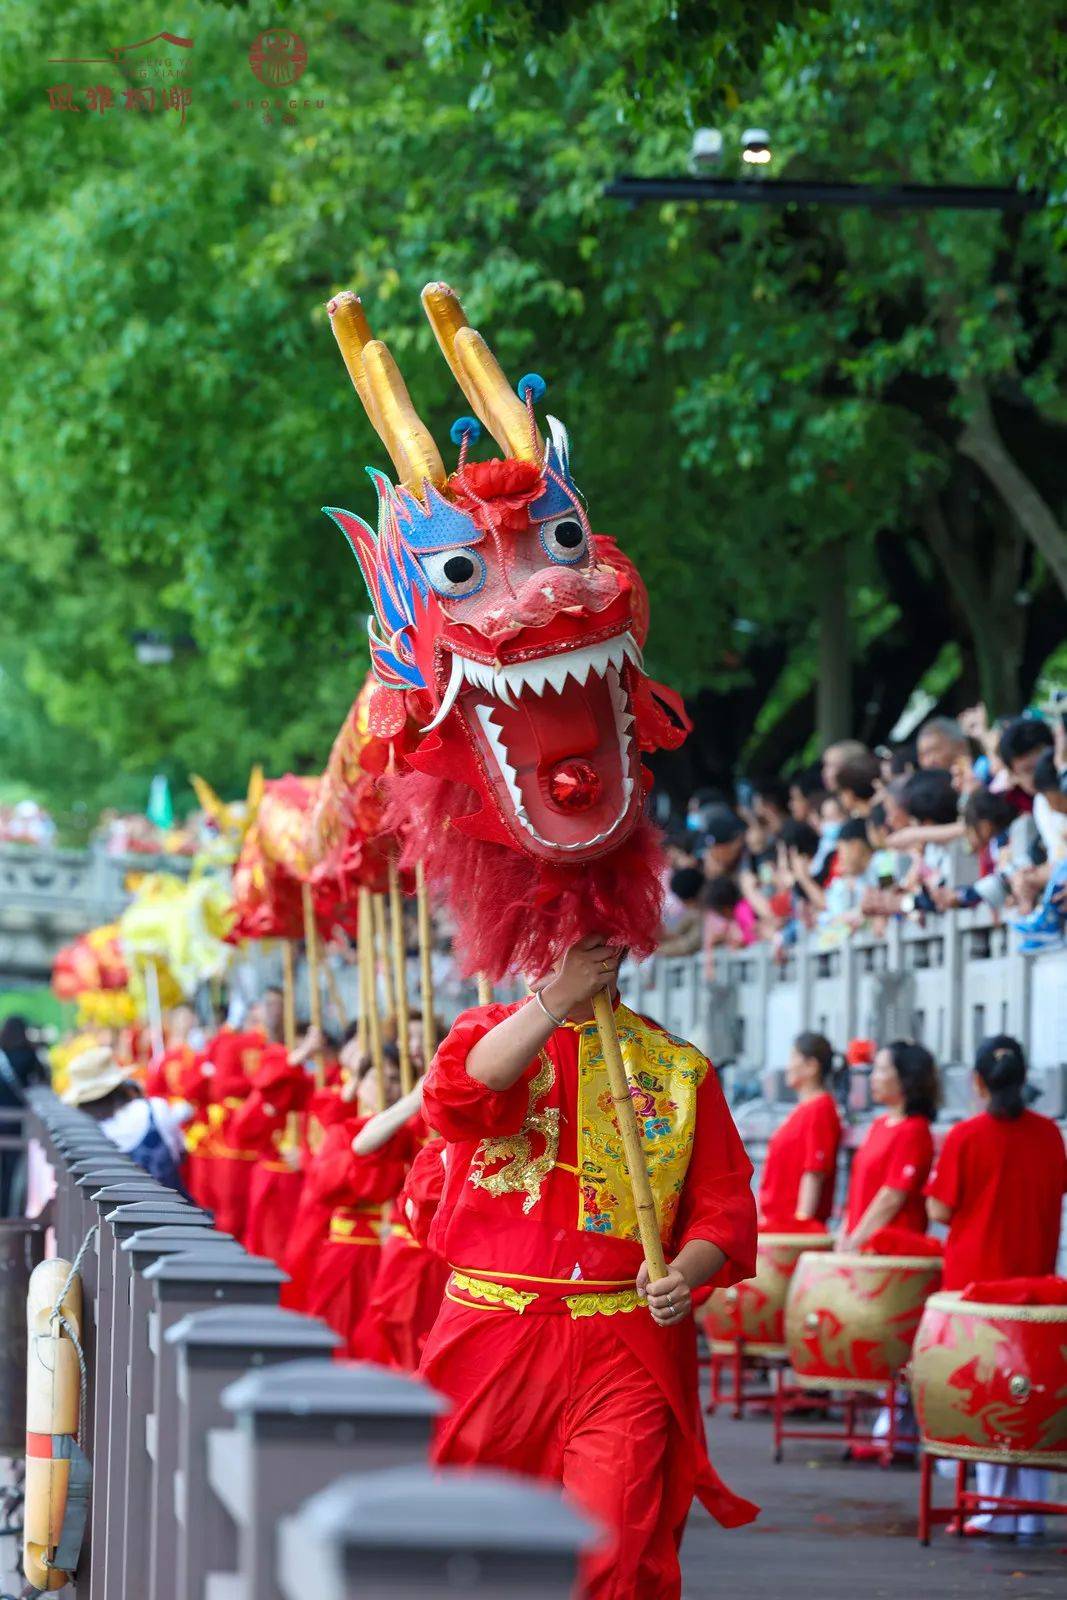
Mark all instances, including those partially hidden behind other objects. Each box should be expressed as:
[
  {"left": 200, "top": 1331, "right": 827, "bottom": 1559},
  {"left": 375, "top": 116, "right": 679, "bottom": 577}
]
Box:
[
  {"left": 303, "top": 1046, "right": 422, "bottom": 1351},
  {"left": 757, "top": 1031, "right": 841, "bottom": 1228},
  {"left": 323, "top": 283, "right": 753, "bottom": 1597},
  {"left": 351, "top": 1086, "right": 448, "bottom": 1371},
  {"left": 841, "top": 1040, "right": 938, "bottom": 1247},
  {"left": 196, "top": 1003, "right": 273, "bottom": 1238},
  {"left": 144, "top": 1003, "right": 200, "bottom": 1100},
  {"left": 421, "top": 939, "right": 757, "bottom": 1599},
  {"left": 229, "top": 1026, "right": 319, "bottom": 1258},
  {"left": 926, "top": 1034, "right": 1067, "bottom": 1536}
]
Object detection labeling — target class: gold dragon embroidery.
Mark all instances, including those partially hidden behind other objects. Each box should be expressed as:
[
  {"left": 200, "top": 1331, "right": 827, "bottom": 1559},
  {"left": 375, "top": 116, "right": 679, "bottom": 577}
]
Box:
[{"left": 468, "top": 1050, "right": 560, "bottom": 1214}]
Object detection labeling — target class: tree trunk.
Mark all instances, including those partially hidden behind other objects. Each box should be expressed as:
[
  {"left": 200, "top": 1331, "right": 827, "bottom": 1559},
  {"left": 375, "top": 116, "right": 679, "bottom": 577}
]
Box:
[
  {"left": 815, "top": 541, "right": 852, "bottom": 747},
  {"left": 958, "top": 385, "right": 1067, "bottom": 601},
  {"left": 920, "top": 485, "right": 1027, "bottom": 717}
]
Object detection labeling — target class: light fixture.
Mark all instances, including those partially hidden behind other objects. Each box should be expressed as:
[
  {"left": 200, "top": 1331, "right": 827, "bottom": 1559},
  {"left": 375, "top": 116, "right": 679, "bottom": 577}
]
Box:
[
  {"left": 689, "top": 127, "right": 723, "bottom": 173},
  {"left": 741, "top": 128, "right": 772, "bottom": 166}
]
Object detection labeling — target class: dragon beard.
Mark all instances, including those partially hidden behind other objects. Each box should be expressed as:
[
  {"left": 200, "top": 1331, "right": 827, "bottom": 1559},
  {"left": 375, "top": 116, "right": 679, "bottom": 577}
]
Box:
[{"left": 384, "top": 768, "right": 665, "bottom": 983}]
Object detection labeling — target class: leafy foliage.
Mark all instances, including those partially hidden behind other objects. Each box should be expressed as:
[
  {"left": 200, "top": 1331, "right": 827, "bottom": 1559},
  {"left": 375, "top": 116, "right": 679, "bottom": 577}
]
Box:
[{"left": 1, "top": 0, "right": 1064, "bottom": 819}]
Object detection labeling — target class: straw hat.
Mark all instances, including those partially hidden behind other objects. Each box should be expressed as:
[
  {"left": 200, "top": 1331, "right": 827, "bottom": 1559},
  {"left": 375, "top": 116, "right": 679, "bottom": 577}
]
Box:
[{"left": 62, "top": 1045, "right": 132, "bottom": 1107}]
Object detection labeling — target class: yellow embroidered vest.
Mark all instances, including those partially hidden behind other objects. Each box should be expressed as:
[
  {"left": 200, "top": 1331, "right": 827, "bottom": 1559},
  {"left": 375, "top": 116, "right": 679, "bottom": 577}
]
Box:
[
  {"left": 577, "top": 1005, "right": 708, "bottom": 1243},
  {"left": 466, "top": 1004, "right": 707, "bottom": 1244}
]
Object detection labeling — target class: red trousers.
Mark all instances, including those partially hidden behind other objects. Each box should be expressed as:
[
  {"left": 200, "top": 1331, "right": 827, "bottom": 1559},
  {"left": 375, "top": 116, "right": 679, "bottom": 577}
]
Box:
[
  {"left": 350, "top": 1230, "right": 449, "bottom": 1371},
  {"left": 421, "top": 1281, "right": 756, "bottom": 1599},
  {"left": 280, "top": 1186, "right": 334, "bottom": 1310},
  {"left": 303, "top": 1207, "right": 385, "bottom": 1352},
  {"left": 208, "top": 1149, "right": 258, "bottom": 1240},
  {"left": 244, "top": 1161, "right": 304, "bottom": 1264}
]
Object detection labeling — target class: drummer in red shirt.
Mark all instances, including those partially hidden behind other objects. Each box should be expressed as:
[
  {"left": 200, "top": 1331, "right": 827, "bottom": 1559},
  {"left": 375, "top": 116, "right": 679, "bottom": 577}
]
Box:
[
  {"left": 926, "top": 1035, "right": 1067, "bottom": 1536},
  {"left": 757, "top": 1032, "right": 842, "bottom": 1228},
  {"left": 840, "top": 1040, "right": 938, "bottom": 1249}
]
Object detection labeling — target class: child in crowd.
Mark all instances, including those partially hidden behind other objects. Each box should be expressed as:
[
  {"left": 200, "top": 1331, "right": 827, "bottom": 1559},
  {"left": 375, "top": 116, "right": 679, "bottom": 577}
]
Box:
[
  {"left": 795, "top": 819, "right": 875, "bottom": 947},
  {"left": 1012, "top": 748, "right": 1067, "bottom": 951},
  {"left": 703, "top": 875, "right": 758, "bottom": 978},
  {"left": 658, "top": 866, "right": 707, "bottom": 956}
]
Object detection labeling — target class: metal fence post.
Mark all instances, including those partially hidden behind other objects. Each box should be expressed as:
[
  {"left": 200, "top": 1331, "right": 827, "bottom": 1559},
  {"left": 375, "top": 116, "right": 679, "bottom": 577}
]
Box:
[
  {"left": 142, "top": 1254, "right": 286, "bottom": 1600},
  {"left": 218, "top": 1359, "right": 447, "bottom": 1600},
  {"left": 115, "top": 1229, "right": 240, "bottom": 1600},
  {"left": 87, "top": 1200, "right": 213, "bottom": 1600},
  {"left": 167, "top": 1308, "right": 340, "bottom": 1600},
  {"left": 276, "top": 1465, "right": 598, "bottom": 1600}
]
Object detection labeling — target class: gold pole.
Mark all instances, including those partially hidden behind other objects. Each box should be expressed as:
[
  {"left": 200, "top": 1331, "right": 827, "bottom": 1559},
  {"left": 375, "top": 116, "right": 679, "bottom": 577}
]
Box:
[
  {"left": 415, "top": 861, "right": 437, "bottom": 1063},
  {"left": 388, "top": 858, "right": 413, "bottom": 1095},
  {"left": 359, "top": 886, "right": 385, "bottom": 1108},
  {"left": 301, "top": 882, "right": 326, "bottom": 1089},
  {"left": 280, "top": 941, "right": 297, "bottom": 1051},
  {"left": 591, "top": 988, "right": 668, "bottom": 1282},
  {"left": 476, "top": 972, "right": 493, "bottom": 1008},
  {"left": 372, "top": 894, "right": 395, "bottom": 1018},
  {"left": 280, "top": 940, "right": 300, "bottom": 1155},
  {"left": 324, "top": 960, "right": 348, "bottom": 1030}
]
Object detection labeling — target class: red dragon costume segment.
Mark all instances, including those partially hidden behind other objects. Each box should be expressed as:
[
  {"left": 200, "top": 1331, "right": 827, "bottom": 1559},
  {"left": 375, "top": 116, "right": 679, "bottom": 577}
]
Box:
[{"left": 323, "top": 285, "right": 687, "bottom": 980}]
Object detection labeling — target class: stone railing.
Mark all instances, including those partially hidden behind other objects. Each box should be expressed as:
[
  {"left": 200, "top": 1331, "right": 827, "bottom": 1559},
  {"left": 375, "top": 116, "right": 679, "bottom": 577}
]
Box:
[{"left": 22, "top": 1089, "right": 595, "bottom": 1598}]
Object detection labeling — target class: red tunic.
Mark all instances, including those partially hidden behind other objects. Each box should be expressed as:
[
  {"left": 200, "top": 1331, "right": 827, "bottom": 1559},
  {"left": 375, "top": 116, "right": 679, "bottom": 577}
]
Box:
[
  {"left": 421, "top": 1000, "right": 758, "bottom": 1600},
  {"left": 845, "top": 1114, "right": 934, "bottom": 1237},
  {"left": 280, "top": 1089, "right": 353, "bottom": 1310},
  {"left": 925, "top": 1109, "right": 1067, "bottom": 1290},
  {"left": 229, "top": 1048, "right": 312, "bottom": 1259},
  {"left": 351, "top": 1135, "right": 450, "bottom": 1371},
  {"left": 196, "top": 1029, "right": 269, "bottom": 1238},
  {"left": 303, "top": 1112, "right": 421, "bottom": 1352},
  {"left": 757, "top": 1092, "right": 841, "bottom": 1227}
]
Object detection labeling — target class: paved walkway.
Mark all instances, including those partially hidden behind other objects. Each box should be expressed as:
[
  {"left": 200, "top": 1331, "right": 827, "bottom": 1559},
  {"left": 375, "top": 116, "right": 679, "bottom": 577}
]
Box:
[{"left": 682, "top": 1410, "right": 1066, "bottom": 1597}]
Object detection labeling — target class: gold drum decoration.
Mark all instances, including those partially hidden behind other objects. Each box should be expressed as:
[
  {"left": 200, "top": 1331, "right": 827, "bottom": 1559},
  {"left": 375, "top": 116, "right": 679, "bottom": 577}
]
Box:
[
  {"left": 702, "top": 1232, "right": 835, "bottom": 1357},
  {"left": 912, "top": 1291, "right": 1067, "bottom": 1469},
  {"left": 785, "top": 1250, "right": 942, "bottom": 1391}
]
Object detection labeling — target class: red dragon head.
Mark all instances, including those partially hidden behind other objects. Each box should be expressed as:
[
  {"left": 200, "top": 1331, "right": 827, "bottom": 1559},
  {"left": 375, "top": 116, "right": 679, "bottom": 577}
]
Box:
[{"left": 323, "top": 285, "right": 684, "bottom": 877}]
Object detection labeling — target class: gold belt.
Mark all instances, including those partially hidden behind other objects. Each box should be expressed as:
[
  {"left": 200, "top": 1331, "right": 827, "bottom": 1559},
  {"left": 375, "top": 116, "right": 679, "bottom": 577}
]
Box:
[{"left": 446, "top": 1268, "right": 646, "bottom": 1320}]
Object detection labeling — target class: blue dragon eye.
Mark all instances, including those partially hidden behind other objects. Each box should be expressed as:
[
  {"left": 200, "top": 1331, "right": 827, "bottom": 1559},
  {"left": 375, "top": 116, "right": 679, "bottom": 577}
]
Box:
[
  {"left": 539, "top": 514, "right": 588, "bottom": 566},
  {"left": 419, "top": 547, "right": 486, "bottom": 599}
]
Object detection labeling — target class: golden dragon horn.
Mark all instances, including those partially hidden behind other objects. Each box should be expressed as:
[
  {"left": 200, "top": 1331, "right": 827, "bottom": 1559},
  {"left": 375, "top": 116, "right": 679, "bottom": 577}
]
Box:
[
  {"left": 327, "top": 290, "right": 446, "bottom": 494},
  {"left": 421, "top": 281, "right": 544, "bottom": 463}
]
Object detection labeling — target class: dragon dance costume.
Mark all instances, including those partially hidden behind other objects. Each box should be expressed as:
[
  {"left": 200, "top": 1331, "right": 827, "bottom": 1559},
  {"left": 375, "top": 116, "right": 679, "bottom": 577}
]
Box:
[{"left": 323, "top": 282, "right": 757, "bottom": 1595}]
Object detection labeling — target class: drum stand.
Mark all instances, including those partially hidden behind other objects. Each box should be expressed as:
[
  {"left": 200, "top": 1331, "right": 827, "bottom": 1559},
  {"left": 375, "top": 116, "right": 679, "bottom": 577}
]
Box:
[
  {"left": 772, "top": 1366, "right": 919, "bottom": 1466},
  {"left": 918, "top": 1455, "right": 1067, "bottom": 1544},
  {"left": 703, "top": 1341, "right": 778, "bottom": 1419}
]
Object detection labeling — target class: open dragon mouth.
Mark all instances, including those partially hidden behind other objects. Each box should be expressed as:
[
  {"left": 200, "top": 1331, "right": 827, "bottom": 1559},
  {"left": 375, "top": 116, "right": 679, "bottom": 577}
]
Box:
[{"left": 433, "top": 632, "right": 645, "bottom": 859}]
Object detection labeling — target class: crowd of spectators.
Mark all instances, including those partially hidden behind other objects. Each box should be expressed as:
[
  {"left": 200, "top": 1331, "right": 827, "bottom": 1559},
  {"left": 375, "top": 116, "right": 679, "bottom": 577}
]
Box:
[{"left": 658, "top": 704, "right": 1067, "bottom": 972}]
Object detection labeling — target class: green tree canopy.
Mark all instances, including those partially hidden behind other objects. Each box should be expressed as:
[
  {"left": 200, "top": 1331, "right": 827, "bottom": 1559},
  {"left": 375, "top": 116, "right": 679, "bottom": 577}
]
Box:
[{"left": 2, "top": 0, "right": 1064, "bottom": 825}]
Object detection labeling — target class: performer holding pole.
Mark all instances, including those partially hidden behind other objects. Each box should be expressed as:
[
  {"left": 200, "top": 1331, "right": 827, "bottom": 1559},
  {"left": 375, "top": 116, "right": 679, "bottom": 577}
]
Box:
[
  {"left": 415, "top": 861, "right": 437, "bottom": 1063},
  {"left": 358, "top": 886, "right": 385, "bottom": 1107},
  {"left": 323, "top": 280, "right": 756, "bottom": 1596},
  {"left": 300, "top": 882, "right": 326, "bottom": 1088},
  {"left": 388, "top": 858, "right": 414, "bottom": 1094}
]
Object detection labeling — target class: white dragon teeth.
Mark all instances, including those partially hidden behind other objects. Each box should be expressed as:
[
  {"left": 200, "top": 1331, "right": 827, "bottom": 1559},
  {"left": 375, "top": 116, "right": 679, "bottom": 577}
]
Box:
[
  {"left": 440, "top": 631, "right": 637, "bottom": 706},
  {"left": 467, "top": 646, "right": 638, "bottom": 854}
]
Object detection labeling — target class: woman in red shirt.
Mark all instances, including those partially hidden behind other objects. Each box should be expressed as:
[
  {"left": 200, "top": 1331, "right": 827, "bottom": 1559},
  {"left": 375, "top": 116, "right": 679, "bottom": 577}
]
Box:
[
  {"left": 926, "top": 1035, "right": 1067, "bottom": 1536},
  {"left": 758, "top": 1032, "right": 841, "bottom": 1228},
  {"left": 841, "top": 1040, "right": 938, "bottom": 1248}
]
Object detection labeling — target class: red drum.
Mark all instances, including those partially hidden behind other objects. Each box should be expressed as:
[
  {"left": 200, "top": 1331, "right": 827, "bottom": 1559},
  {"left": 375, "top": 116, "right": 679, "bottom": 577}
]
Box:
[
  {"left": 785, "top": 1250, "right": 942, "bottom": 1391},
  {"left": 703, "top": 1232, "right": 834, "bottom": 1357},
  {"left": 912, "top": 1291, "right": 1067, "bottom": 1469}
]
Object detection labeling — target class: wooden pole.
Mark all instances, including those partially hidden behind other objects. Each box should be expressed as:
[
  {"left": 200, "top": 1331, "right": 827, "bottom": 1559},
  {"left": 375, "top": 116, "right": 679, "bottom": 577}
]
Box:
[
  {"left": 415, "top": 861, "right": 437, "bottom": 1063},
  {"left": 388, "top": 859, "right": 413, "bottom": 1095},
  {"left": 476, "top": 972, "right": 493, "bottom": 1007},
  {"left": 300, "top": 882, "right": 326, "bottom": 1089},
  {"left": 280, "top": 940, "right": 300, "bottom": 1154},
  {"left": 359, "top": 886, "right": 385, "bottom": 1108},
  {"left": 591, "top": 988, "right": 668, "bottom": 1282},
  {"left": 371, "top": 893, "right": 395, "bottom": 1019},
  {"left": 280, "top": 941, "right": 297, "bottom": 1051},
  {"left": 323, "top": 959, "right": 348, "bottom": 1031}
]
